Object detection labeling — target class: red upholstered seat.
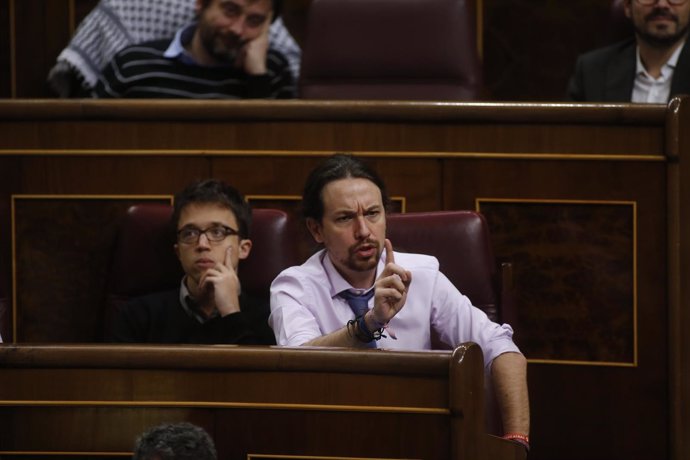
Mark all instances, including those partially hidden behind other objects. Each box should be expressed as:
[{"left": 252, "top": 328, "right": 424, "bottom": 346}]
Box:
[
  {"left": 386, "top": 211, "right": 512, "bottom": 325},
  {"left": 299, "top": 0, "right": 482, "bottom": 100}
]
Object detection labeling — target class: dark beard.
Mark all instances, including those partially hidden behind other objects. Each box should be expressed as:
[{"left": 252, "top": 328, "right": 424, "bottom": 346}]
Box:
[
  {"left": 636, "top": 8, "right": 690, "bottom": 48},
  {"left": 345, "top": 239, "right": 381, "bottom": 272},
  {"left": 198, "top": 24, "right": 244, "bottom": 63}
]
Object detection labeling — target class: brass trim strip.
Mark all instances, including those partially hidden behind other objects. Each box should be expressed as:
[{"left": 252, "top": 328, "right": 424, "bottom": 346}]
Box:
[
  {"left": 11, "top": 194, "right": 174, "bottom": 343},
  {"left": 476, "top": 198, "right": 638, "bottom": 367},
  {"left": 11, "top": 194, "right": 173, "bottom": 200},
  {"left": 476, "top": 197, "right": 638, "bottom": 206},
  {"left": 0, "top": 400, "right": 449, "bottom": 415},
  {"left": 247, "top": 195, "right": 406, "bottom": 213},
  {"left": 246, "top": 194, "right": 302, "bottom": 201},
  {"left": 527, "top": 358, "right": 636, "bottom": 367},
  {"left": 0, "top": 149, "right": 666, "bottom": 162}
]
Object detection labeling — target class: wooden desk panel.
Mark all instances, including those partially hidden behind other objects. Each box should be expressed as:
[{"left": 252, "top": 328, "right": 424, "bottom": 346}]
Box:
[
  {"left": 0, "top": 344, "right": 512, "bottom": 460},
  {"left": 0, "top": 98, "right": 688, "bottom": 460}
]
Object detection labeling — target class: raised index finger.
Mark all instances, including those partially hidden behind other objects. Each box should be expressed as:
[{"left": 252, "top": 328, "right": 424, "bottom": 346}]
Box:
[
  {"left": 224, "top": 246, "right": 234, "bottom": 271},
  {"left": 385, "top": 239, "right": 395, "bottom": 265}
]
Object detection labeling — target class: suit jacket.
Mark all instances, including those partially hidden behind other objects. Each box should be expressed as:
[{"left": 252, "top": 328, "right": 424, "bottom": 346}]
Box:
[{"left": 567, "top": 38, "right": 690, "bottom": 102}]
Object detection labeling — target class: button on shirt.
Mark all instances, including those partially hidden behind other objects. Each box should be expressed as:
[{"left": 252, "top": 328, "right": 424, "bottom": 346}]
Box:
[
  {"left": 269, "top": 248, "right": 520, "bottom": 370},
  {"left": 632, "top": 41, "right": 685, "bottom": 103}
]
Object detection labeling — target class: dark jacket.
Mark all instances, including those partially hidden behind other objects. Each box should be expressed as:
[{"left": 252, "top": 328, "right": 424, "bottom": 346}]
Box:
[{"left": 567, "top": 38, "right": 690, "bottom": 102}]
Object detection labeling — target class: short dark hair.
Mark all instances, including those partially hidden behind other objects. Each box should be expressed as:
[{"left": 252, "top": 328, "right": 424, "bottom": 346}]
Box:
[
  {"left": 302, "top": 154, "right": 391, "bottom": 222},
  {"left": 132, "top": 422, "right": 217, "bottom": 460},
  {"left": 199, "top": 0, "right": 282, "bottom": 21},
  {"left": 172, "top": 179, "right": 252, "bottom": 238}
]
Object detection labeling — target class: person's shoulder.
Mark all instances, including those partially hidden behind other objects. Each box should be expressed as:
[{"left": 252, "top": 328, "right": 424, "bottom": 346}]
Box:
[
  {"left": 124, "top": 288, "right": 180, "bottom": 312},
  {"left": 577, "top": 38, "right": 636, "bottom": 65},
  {"left": 272, "top": 250, "right": 326, "bottom": 286},
  {"left": 394, "top": 251, "right": 440, "bottom": 272}
]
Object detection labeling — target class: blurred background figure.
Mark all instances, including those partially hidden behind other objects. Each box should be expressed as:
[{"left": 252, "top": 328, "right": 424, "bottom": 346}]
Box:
[
  {"left": 133, "top": 422, "right": 217, "bottom": 460},
  {"left": 567, "top": 0, "right": 690, "bottom": 102},
  {"left": 47, "top": 0, "right": 300, "bottom": 98}
]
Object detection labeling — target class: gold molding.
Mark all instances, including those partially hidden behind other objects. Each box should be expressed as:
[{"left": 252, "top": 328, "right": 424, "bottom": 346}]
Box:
[
  {"left": 476, "top": 197, "right": 638, "bottom": 207},
  {"left": 246, "top": 194, "right": 302, "bottom": 201},
  {"left": 0, "top": 149, "right": 666, "bottom": 162},
  {"left": 10, "top": 194, "right": 174, "bottom": 343},
  {"left": 528, "top": 358, "right": 636, "bottom": 368},
  {"left": 247, "top": 195, "right": 407, "bottom": 213},
  {"left": 476, "top": 198, "right": 638, "bottom": 367},
  {"left": 0, "top": 400, "right": 448, "bottom": 415}
]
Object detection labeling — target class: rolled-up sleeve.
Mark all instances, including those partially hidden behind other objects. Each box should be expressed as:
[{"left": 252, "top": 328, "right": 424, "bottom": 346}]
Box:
[
  {"left": 269, "top": 270, "right": 324, "bottom": 346},
  {"left": 430, "top": 272, "right": 520, "bottom": 369}
]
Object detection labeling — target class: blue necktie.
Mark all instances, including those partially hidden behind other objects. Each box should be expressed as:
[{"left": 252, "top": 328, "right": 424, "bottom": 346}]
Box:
[
  {"left": 339, "top": 289, "right": 374, "bottom": 316},
  {"left": 339, "top": 289, "right": 376, "bottom": 348}
]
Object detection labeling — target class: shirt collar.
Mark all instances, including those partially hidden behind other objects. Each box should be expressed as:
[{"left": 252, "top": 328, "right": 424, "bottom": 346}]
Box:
[
  {"left": 320, "top": 248, "right": 386, "bottom": 298},
  {"left": 164, "top": 23, "right": 202, "bottom": 65},
  {"left": 179, "top": 277, "right": 219, "bottom": 323},
  {"left": 635, "top": 39, "right": 686, "bottom": 79}
]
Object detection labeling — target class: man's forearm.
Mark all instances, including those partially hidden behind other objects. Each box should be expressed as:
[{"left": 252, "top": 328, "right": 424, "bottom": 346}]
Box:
[
  {"left": 303, "top": 323, "right": 371, "bottom": 348},
  {"left": 491, "top": 351, "right": 530, "bottom": 434}
]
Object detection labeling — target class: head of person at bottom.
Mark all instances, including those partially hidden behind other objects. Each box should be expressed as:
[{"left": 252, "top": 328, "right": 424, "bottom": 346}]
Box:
[
  {"left": 132, "top": 421, "right": 217, "bottom": 460},
  {"left": 173, "top": 179, "right": 253, "bottom": 317}
]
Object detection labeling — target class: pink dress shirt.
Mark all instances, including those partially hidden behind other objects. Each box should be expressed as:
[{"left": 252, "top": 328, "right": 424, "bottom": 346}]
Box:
[{"left": 270, "top": 248, "right": 520, "bottom": 369}]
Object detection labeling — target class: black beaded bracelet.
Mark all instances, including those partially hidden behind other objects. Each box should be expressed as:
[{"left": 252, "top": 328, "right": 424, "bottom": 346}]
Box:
[
  {"left": 357, "top": 314, "right": 385, "bottom": 341},
  {"left": 346, "top": 316, "right": 384, "bottom": 343}
]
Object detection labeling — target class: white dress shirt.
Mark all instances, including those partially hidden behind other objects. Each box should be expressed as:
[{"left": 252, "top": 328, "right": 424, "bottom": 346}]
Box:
[{"left": 632, "top": 41, "right": 686, "bottom": 103}]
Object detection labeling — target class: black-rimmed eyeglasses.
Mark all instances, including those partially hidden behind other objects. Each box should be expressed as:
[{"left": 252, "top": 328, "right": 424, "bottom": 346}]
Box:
[
  {"left": 177, "top": 225, "right": 239, "bottom": 244},
  {"left": 636, "top": 0, "right": 687, "bottom": 5}
]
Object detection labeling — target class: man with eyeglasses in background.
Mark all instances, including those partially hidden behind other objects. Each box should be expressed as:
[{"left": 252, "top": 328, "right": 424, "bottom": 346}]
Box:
[
  {"left": 567, "top": 0, "right": 690, "bottom": 102},
  {"left": 110, "top": 179, "right": 274, "bottom": 344}
]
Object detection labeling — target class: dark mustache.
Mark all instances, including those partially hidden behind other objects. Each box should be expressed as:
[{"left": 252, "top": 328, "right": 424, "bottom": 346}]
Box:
[
  {"left": 349, "top": 239, "right": 380, "bottom": 255},
  {"left": 646, "top": 9, "right": 678, "bottom": 22}
]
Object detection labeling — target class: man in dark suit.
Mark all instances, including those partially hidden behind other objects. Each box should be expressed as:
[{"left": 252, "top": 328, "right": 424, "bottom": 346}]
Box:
[{"left": 567, "top": 0, "right": 690, "bottom": 102}]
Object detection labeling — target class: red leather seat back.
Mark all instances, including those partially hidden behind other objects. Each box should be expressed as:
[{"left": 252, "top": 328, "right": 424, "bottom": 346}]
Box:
[
  {"left": 299, "top": 0, "right": 482, "bottom": 100},
  {"left": 386, "top": 211, "right": 500, "bottom": 321}
]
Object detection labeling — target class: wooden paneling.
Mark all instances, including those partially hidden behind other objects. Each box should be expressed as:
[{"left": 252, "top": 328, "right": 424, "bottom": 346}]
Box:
[
  {"left": 0, "top": 344, "right": 516, "bottom": 460},
  {"left": 0, "top": 0, "right": 11, "bottom": 98},
  {"left": 13, "top": 0, "right": 70, "bottom": 97},
  {"left": 0, "top": 98, "right": 687, "bottom": 460},
  {"left": 483, "top": 0, "right": 628, "bottom": 101}
]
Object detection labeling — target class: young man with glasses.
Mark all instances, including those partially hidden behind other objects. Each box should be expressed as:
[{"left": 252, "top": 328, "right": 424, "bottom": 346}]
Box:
[
  {"left": 567, "top": 0, "right": 690, "bottom": 102},
  {"left": 110, "top": 179, "right": 274, "bottom": 344}
]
